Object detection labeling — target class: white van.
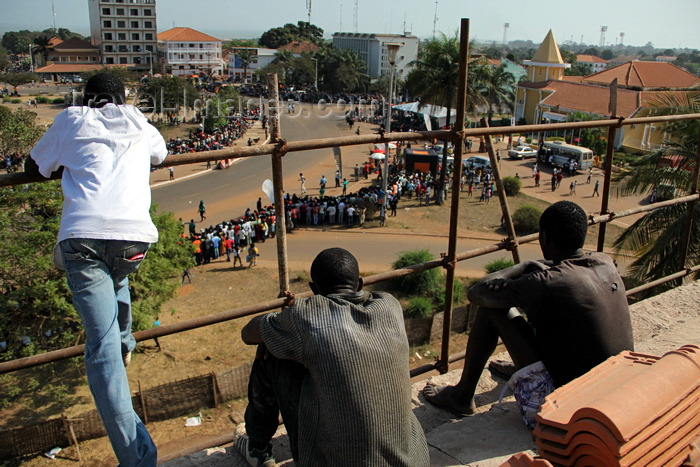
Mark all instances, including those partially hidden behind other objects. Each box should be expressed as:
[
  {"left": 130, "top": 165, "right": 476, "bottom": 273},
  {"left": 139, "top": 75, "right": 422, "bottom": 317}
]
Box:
[{"left": 465, "top": 155, "right": 491, "bottom": 170}]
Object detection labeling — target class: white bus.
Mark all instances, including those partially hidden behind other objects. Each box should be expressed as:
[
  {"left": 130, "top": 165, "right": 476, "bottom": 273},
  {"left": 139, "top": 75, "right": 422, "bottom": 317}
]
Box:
[{"left": 540, "top": 141, "right": 594, "bottom": 171}]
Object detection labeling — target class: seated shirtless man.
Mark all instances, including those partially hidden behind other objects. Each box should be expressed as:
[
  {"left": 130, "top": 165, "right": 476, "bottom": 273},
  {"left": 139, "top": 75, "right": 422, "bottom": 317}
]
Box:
[
  {"left": 423, "top": 201, "right": 634, "bottom": 427},
  {"left": 237, "top": 247, "right": 429, "bottom": 466}
]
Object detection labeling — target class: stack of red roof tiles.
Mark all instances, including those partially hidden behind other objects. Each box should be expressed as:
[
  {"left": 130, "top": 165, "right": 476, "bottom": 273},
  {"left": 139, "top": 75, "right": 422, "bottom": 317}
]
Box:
[
  {"left": 532, "top": 345, "right": 700, "bottom": 466},
  {"left": 500, "top": 452, "right": 554, "bottom": 466}
]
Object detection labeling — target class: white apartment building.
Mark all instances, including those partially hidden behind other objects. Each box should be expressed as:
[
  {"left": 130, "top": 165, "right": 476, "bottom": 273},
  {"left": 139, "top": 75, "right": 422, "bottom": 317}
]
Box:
[
  {"left": 157, "top": 27, "right": 223, "bottom": 77},
  {"left": 87, "top": 0, "right": 157, "bottom": 70},
  {"left": 331, "top": 32, "right": 419, "bottom": 80},
  {"left": 227, "top": 47, "right": 276, "bottom": 83}
]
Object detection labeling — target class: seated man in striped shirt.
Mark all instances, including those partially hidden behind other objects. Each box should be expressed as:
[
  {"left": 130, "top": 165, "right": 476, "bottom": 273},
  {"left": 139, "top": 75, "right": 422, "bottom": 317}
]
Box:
[{"left": 236, "top": 247, "right": 429, "bottom": 466}]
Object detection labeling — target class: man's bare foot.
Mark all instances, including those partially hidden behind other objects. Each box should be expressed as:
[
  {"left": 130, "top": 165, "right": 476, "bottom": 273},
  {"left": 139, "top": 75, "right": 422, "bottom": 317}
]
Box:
[{"left": 422, "top": 383, "right": 477, "bottom": 416}]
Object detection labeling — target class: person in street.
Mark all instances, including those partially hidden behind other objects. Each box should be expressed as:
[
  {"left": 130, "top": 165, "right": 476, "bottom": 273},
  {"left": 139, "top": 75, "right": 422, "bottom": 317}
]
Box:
[
  {"left": 593, "top": 180, "right": 600, "bottom": 197},
  {"left": 299, "top": 173, "right": 306, "bottom": 194},
  {"left": 198, "top": 200, "right": 207, "bottom": 221},
  {"left": 236, "top": 248, "right": 429, "bottom": 466},
  {"left": 25, "top": 72, "right": 166, "bottom": 465},
  {"left": 422, "top": 201, "right": 634, "bottom": 428}
]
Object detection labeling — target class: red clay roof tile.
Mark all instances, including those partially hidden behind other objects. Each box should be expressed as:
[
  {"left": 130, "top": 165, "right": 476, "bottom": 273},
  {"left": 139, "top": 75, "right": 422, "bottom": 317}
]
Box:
[
  {"left": 581, "top": 61, "right": 700, "bottom": 89},
  {"left": 499, "top": 451, "right": 554, "bottom": 467}
]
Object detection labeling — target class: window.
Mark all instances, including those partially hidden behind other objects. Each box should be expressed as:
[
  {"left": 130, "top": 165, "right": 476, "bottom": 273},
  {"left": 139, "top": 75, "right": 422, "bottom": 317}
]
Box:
[
  {"left": 103, "top": 20, "right": 112, "bottom": 28},
  {"left": 189, "top": 44, "right": 195, "bottom": 48},
  {"left": 131, "top": 21, "right": 138, "bottom": 28},
  {"left": 131, "top": 33, "right": 140, "bottom": 40},
  {"left": 144, "top": 9, "right": 152, "bottom": 16},
  {"left": 104, "top": 32, "right": 113, "bottom": 40},
  {"left": 102, "top": 7, "right": 111, "bottom": 15},
  {"left": 145, "top": 45, "right": 154, "bottom": 51},
  {"left": 133, "top": 57, "right": 141, "bottom": 64},
  {"left": 118, "top": 45, "right": 128, "bottom": 52},
  {"left": 118, "top": 33, "right": 126, "bottom": 40},
  {"left": 105, "top": 57, "right": 114, "bottom": 64},
  {"left": 145, "top": 33, "right": 153, "bottom": 40},
  {"left": 130, "top": 9, "right": 138, "bottom": 15},
  {"left": 104, "top": 45, "right": 114, "bottom": 52},
  {"left": 116, "top": 8, "right": 124, "bottom": 14},
  {"left": 60, "top": 56, "right": 67, "bottom": 62},
  {"left": 117, "top": 20, "right": 125, "bottom": 28},
  {"left": 144, "top": 21, "right": 153, "bottom": 28},
  {"left": 119, "top": 57, "right": 128, "bottom": 64}
]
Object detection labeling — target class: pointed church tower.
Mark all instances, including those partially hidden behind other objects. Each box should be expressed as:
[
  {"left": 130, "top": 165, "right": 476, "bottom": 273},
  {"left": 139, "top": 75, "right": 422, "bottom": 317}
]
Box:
[
  {"left": 524, "top": 30, "right": 570, "bottom": 82},
  {"left": 514, "top": 30, "right": 571, "bottom": 124}
]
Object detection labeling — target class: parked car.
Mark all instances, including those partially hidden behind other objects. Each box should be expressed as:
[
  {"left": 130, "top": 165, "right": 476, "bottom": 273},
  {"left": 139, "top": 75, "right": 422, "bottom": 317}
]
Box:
[
  {"left": 508, "top": 145, "right": 537, "bottom": 159},
  {"left": 465, "top": 155, "right": 491, "bottom": 170}
]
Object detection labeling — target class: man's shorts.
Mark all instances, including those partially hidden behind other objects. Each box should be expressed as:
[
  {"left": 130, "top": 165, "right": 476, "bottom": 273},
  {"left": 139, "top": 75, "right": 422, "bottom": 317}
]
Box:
[{"left": 499, "top": 361, "right": 555, "bottom": 429}]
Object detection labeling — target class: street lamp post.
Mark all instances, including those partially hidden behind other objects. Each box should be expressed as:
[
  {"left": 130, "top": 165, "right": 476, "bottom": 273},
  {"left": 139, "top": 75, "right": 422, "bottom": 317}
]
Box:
[
  {"left": 148, "top": 50, "right": 153, "bottom": 75},
  {"left": 382, "top": 43, "right": 401, "bottom": 213},
  {"left": 311, "top": 57, "right": 318, "bottom": 90}
]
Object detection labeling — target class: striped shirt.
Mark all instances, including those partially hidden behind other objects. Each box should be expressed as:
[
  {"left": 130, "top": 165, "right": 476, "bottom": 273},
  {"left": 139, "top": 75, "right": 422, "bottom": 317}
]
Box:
[{"left": 260, "top": 291, "right": 429, "bottom": 466}]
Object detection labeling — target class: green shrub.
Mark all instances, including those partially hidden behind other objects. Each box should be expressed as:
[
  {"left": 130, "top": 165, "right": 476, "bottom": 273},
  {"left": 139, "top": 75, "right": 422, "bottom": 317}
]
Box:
[
  {"left": 10, "top": 98, "right": 21, "bottom": 104},
  {"left": 485, "top": 257, "right": 515, "bottom": 274},
  {"left": 404, "top": 296, "right": 434, "bottom": 319},
  {"left": 502, "top": 176, "right": 522, "bottom": 196},
  {"left": 52, "top": 97, "right": 65, "bottom": 105},
  {"left": 391, "top": 249, "right": 441, "bottom": 296},
  {"left": 512, "top": 205, "right": 542, "bottom": 235},
  {"left": 525, "top": 137, "right": 532, "bottom": 144},
  {"left": 436, "top": 278, "right": 465, "bottom": 309},
  {"left": 35, "top": 96, "right": 50, "bottom": 104}
]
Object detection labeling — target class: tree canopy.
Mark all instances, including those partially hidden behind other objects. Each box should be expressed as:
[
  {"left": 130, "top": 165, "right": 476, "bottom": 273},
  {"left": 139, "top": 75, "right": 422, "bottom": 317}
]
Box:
[
  {"left": 0, "top": 109, "right": 194, "bottom": 361},
  {"left": 613, "top": 91, "right": 700, "bottom": 291},
  {"left": 259, "top": 21, "right": 324, "bottom": 49}
]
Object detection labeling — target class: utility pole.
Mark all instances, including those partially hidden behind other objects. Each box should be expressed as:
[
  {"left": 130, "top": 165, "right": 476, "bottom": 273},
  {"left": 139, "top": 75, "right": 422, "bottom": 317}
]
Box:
[
  {"left": 432, "top": 1, "right": 438, "bottom": 39},
  {"left": 353, "top": 0, "right": 359, "bottom": 33}
]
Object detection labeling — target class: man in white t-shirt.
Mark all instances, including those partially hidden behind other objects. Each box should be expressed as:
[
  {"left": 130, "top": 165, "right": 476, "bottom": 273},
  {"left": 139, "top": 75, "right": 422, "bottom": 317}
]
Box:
[{"left": 25, "top": 73, "right": 166, "bottom": 466}]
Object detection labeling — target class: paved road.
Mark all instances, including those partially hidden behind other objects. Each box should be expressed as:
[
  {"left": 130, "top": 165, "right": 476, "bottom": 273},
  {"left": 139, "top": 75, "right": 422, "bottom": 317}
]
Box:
[{"left": 150, "top": 103, "right": 642, "bottom": 274}]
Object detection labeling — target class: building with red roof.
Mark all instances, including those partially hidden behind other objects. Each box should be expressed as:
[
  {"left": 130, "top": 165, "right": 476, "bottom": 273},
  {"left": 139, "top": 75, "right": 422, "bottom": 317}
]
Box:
[
  {"left": 515, "top": 31, "right": 700, "bottom": 151},
  {"left": 157, "top": 27, "right": 223, "bottom": 77}
]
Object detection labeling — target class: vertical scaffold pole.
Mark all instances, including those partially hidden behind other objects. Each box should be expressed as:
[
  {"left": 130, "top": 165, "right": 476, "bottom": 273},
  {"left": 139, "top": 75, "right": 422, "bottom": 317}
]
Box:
[
  {"left": 267, "top": 73, "right": 290, "bottom": 295},
  {"left": 438, "top": 18, "right": 470, "bottom": 374}
]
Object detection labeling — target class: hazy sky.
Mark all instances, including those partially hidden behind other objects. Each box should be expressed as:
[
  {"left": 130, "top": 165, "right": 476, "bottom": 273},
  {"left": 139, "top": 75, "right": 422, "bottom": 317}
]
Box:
[{"left": 1, "top": 0, "right": 699, "bottom": 49}]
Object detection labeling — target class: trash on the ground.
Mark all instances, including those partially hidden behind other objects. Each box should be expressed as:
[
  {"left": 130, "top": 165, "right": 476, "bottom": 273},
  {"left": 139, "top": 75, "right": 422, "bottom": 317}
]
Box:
[
  {"left": 44, "top": 447, "right": 61, "bottom": 459},
  {"left": 415, "top": 352, "right": 423, "bottom": 360},
  {"left": 185, "top": 412, "right": 202, "bottom": 427},
  {"left": 205, "top": 446, "right": 226, "bottom": 456}
]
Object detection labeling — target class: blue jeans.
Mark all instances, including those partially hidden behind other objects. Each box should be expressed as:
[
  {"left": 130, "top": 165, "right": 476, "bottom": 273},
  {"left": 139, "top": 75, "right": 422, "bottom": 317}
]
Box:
[{"left": 60, "top": 238, "right": 157, "bottom": 467}]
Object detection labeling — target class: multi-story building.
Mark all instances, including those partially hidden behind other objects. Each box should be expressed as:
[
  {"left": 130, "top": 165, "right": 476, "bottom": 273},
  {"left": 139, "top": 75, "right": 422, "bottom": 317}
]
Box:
[
  {"left": 227, "top": 47, "right": 276, "bottom": 83},
  {"left": 576, "top": 54, "right": 608, "bottom": 73},
  {"left": 157, "top": 27, "right": 223, "bottom": 77},
  {"left": 331, "top": 32, "right": 418, "bottom": 80},
  {"left": 87, "top": 0, "right": 157, "bottom": 70}
]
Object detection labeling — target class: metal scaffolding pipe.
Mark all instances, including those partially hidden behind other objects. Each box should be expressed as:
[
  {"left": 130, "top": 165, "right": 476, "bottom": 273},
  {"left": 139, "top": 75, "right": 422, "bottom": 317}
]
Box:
[
  {"left": 625, "top": 264, "right": 700, "bottom": 296},
  {"left": 4, "top": 114, "right": 700, "bottom": 188},
  {"left": 481, "top": 118, "right": 521, "bottom": 263},
  {"left": 0, "top": 197, "right": 694, "bottom": 375},
  {"left": 438, "top": 17, "right": 470, "bottom": 374}
]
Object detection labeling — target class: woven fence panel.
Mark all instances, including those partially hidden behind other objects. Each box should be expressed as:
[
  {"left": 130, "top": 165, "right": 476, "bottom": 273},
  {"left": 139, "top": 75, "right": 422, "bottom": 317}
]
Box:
[
  {"left": 216, "top": 362, "right": 252, "bottom": 401},
  {"left": 143, "top": 373, "right": 215, "bottom": 421},
  {"left": 0, "top": 417, "right": 65, "bottom": 458},
  {"left": 0, "top": 363, "right": 254, "bottom": 459},
  {"left": 69, "top": 408, "right": 107, "bottom": 442}
]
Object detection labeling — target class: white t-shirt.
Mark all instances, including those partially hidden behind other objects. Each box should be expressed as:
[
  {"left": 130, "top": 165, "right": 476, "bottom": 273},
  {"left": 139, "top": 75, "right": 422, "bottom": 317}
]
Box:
[{"left": 31, "top": 104, "right": 167, "bottom": 243}]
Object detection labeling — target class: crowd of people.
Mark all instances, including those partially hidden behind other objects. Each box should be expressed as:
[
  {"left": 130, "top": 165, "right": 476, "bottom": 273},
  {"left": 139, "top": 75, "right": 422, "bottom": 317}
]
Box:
[{"left": 165, "top": 114, "right": 256, "bottom": 155}]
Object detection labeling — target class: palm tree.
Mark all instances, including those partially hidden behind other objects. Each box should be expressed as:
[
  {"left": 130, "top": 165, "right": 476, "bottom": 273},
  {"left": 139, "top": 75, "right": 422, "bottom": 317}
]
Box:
[
  {"left": 32, "top": 36, "right": 54, "bottom": 67},
  {"left": 406, "top": 34, "right": 489, "bottom": 203},
  {"left": 235, "top": 48, "right": 256, "bottom": 84},
  {"left": 478, "top": 63, "right": 515, "bottom": 125},
  {"left": 613, "top": 90, "right": 699, "bottom": 292}
]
